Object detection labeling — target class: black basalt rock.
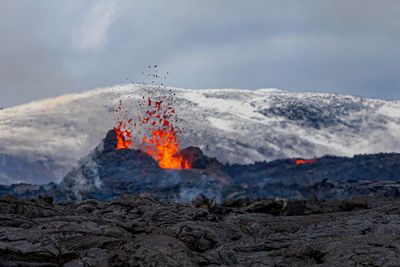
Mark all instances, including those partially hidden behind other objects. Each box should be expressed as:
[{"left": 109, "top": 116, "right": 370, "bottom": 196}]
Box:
[
  {"left": 0, "top": 194, "right": 399, "bottom": 266},
  {"left": 180, "top": 146, "right": 223, "bottom": 171},
  {"left": 103, "top": 129, "right": 118, "bottom": 152}
]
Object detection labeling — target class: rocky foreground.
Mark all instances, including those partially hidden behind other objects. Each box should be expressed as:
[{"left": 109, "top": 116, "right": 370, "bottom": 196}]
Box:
[{"left": 1, "top": 194, "right": 400, "bottom": 266}]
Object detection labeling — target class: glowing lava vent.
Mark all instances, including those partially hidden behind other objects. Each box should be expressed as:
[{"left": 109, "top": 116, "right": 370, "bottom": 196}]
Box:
[
  {"left": 113, "top": 94, "right": 191, "bottom": 170},
  {"left": 294, "top": 158, "right": 317, "bottom": 165},
  {"left": 114, "top": 122, "right": 132, "bottom": 150}
]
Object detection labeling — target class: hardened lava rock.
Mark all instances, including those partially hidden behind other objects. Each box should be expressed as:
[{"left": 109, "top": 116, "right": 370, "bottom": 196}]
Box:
[{"left": 0, "top": 194, "right": 400, "bottom": 266}]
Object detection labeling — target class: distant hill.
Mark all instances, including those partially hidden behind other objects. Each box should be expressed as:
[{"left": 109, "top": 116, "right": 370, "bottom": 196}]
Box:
[{"left": 0, "top": 83, "right": 400, "bottom": 184}]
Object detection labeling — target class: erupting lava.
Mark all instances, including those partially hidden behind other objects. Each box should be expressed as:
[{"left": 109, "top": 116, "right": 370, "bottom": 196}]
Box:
[
  {"left": 142, "top": 129, "right": 191, "bottom": 169},
  {"left": 113, "top": 100, "right": 133, "bottom": 149},
  {"left": 295, "top": 158, "right": 317, "bottom": 165},
  {"left": 114, "top": 122, "right": 132, "bottom": 150},
  {"left": 139, "top": 95, "right": 191, "bottom": 170},
  {"left": 113, "top": 71, "right": 191, "bottom": 169}
]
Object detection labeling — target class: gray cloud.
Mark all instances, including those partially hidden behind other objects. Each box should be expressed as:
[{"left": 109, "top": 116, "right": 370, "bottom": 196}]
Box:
[{"left": 0, "top": 0, "right": 399, "bottom": 108}]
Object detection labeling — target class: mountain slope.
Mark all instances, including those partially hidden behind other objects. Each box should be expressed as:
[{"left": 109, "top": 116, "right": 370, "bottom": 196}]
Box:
[{"left": 0, "top": 83, "right": 400, "bottom": 184}]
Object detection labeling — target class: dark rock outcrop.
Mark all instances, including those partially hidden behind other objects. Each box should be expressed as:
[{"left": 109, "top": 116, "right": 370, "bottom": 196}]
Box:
[
  {"left": 3, "top": 129, "right": 400, "bottom": 203},
  {"left": 1, "top": 194, "right": 400, "bottom": 266},
  {"left": 102, "top": 129, "right": 119, "bottom": 152},
  {"left": 224, "top": 153, "right": 400, "bottom": 185}
]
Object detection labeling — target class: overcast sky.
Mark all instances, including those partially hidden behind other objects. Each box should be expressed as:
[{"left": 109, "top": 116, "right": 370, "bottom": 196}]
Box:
[{"left": 0, "top": 0, "right": 399, "bottom": 108}]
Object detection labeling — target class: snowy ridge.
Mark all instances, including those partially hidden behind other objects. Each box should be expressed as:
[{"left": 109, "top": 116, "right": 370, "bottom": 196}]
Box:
[{"left": 0, "top": 83, "right": 399, "bottom": 184}]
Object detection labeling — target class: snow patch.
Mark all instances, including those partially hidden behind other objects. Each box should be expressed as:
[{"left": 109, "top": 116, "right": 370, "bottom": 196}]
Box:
[{"left": 1, "top": 83, "right": 400, "bottom": 184}]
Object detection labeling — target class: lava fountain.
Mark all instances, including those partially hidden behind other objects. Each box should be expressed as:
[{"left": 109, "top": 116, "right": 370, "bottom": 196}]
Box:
[
  {"left": 139, "top": 95, "right": 191, "bottom": 170},
  {"left": 113, "top": 87, "right": 191, "bottom": 170}
]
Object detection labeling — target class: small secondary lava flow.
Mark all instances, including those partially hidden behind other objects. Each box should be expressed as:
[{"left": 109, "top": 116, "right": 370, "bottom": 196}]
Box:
[
  {"left": 113, "top": 66, "right": 191, "bottom": 170},
  {"left": 294, "top": 158, "right": 317, "bottom": 165}
]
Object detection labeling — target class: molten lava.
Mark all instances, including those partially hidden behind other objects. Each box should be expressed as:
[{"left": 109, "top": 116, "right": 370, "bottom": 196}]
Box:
[
  {"left": 142, "top": 129, "right": 191, "bottom": 169},
  {"left": 113, "top": 100, "right": 133, "bottom": 150},
  {"left": 139, "top": 96, "right": 191, "bottom": 170},
  {"left": 113, "top": 83, "right": 191, "bottom": 169},
  {"left": 295, "top": 158, "right": 317, "bottom": 165},
  {"left": 114, "top": 122, "right": 132, "bottom": 150}
]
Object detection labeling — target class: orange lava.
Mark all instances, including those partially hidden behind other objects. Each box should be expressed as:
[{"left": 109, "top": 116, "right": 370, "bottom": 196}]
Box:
[
  {"left": 143, "top": 129, "right": 191, "bottom": 169},
  {"left": 140, "top": 97, "right": 191, "bottom": 170},
  {"left": 295, "top": 158, "right": 317, "bottom": 165},
  {"left": 114, "top": 122, "right": 132, "bottom": 150},
  {"left": 113, "top": 91, "right": 191, "bottom": 169}
]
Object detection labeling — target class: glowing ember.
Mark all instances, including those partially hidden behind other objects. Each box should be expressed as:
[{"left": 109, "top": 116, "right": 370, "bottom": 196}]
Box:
[{"left": 295, "top": 158, "right": 317, "bottom": 165}]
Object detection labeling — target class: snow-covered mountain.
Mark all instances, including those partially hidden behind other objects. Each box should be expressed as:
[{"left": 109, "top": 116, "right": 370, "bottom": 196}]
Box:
[{"left": 1, "top": 83, "right": 399, "bottom": 184}]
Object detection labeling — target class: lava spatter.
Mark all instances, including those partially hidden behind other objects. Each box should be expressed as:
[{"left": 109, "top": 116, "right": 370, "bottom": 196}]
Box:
[
  {"left": 114, "top": 100, "right": 134, "bottom": 150},
  {"left": 113, "top": 65, "right": 191, "bottom": 169},
  {"left": 138, "top": 95, "right": 190, "bottom": 170}
]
